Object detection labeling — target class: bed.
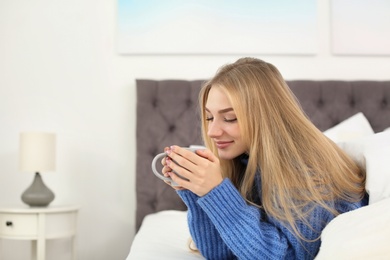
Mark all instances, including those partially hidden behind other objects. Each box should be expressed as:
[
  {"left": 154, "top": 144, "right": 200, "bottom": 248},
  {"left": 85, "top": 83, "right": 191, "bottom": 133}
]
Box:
[{"left": 128, "top": 79, "right": 390, "bottom": 259}]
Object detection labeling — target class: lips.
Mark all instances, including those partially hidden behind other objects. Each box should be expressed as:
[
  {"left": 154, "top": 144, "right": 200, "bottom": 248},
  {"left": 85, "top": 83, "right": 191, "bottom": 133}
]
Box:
[{"left": 215, "top": 141, "right": 234, "bottom": 149}]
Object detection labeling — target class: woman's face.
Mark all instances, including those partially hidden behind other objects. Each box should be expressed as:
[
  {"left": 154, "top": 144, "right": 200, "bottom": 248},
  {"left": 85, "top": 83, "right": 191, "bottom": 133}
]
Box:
[{"left": 205, "top": 86, "right": 247, "bottom": 160}]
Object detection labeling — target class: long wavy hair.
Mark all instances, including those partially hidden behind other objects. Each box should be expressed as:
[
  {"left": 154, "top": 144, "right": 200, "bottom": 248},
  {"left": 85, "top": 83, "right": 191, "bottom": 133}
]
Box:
[{"left": 199, "top": 57, "right": 366, "bottom": 240}]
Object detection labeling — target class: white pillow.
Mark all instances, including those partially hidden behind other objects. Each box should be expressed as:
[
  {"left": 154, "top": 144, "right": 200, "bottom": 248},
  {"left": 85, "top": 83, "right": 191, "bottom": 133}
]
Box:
[
  {"left": 315, "top": 197, "right": 390, "bottom": 259},
  {"left": 362, "top": 142, "right": 390, "bottom": 204},
  {"left": 338, "top": 131, "right": 390, "bottom": 205},
  {"left": 323, "top": 112, "right": 374, "bottom": 142}
]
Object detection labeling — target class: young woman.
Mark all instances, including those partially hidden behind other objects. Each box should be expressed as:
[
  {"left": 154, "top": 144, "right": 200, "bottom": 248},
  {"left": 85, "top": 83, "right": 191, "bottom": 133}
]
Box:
[{"left": 162, "top": 57, "right": 368, "bottom": 259}]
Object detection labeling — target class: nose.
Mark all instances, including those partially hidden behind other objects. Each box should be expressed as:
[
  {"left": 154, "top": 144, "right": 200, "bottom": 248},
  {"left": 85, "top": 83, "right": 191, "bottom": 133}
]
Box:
[{"left": 207, "top": 121, "right": 223, "bottom": 138}]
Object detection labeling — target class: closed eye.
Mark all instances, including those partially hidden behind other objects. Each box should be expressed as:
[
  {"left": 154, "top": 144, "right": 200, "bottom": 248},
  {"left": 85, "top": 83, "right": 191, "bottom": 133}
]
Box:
[
  {"left": 206, "top": 117, "right": 237, "bottom": 123},
  {"left": 224, "top": 118, "right": 237, "bottom": 123}
]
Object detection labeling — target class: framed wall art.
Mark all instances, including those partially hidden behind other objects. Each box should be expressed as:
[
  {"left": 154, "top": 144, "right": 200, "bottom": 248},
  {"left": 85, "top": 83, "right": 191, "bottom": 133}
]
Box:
[{"left": 116, "top": 0, "right": 317, "bottom": 55}]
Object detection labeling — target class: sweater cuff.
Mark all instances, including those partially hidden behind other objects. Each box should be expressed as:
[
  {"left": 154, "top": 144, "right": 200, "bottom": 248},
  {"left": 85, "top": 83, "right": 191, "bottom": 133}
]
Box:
[{"left": 177, "top": 189, "right": 199, "bottom": 207}]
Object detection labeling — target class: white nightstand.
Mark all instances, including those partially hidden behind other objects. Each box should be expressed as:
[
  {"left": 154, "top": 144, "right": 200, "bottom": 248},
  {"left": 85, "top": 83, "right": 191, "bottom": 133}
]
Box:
[{"left": 0, "top": 205, "right": 80, "bottom": 260}]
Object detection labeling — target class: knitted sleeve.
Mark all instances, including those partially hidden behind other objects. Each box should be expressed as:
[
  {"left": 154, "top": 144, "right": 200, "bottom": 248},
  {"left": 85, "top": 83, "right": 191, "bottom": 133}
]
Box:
[
  {"left": 178, "top": 178, "right": 337, "bottom": 260},
  {"left": 178, "top": 188, "right": 236, "bottom": 259}
]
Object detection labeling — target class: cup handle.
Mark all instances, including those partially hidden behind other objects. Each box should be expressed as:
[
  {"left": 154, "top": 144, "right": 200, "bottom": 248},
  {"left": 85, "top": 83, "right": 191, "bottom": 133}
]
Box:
[{"left": 151, "top": 152, "right": 179, "bottom": 186}]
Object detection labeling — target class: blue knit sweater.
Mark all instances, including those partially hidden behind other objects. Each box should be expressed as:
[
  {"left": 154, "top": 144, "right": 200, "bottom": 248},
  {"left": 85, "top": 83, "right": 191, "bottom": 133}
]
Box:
[{"left": 177, "top": 172, "right": 368, "bottom": 259}]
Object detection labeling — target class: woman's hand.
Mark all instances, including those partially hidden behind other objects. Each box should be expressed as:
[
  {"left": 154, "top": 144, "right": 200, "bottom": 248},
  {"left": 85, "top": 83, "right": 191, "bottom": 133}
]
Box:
[
  {"left": 161, "top": 147, "right": 185, "bottom": 191},
  {"left": 164, "top": 145, "right": 223, "bottom": 197}
]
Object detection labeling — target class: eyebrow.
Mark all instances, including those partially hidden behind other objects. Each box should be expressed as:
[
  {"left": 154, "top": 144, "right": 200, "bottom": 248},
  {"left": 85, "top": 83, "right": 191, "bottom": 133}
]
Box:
[{"left": 205, "top": 107, "right": 234, "bottom": 114}]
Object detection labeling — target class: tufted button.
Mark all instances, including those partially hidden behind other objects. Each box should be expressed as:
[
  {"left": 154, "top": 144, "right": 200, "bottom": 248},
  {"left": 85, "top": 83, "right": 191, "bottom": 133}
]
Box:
[
  {"left": 150, "top": 148, "right": 158, "bottom": 157},
  {"left": 152, "top": 99, "right": 158, "bottom": 108},
  {"left": 151, "top": 201, "right": 157, "bottom": 210},
  {"left": 168, "top": 125, "right": 176, "bottom": 132},
  {"left": 382, "top": 98, "right": 388, "bottom": 108},
  {"left": 186, "top": 99, "right": 192, "bottom": 108},
  {"left": 317, "top": 99, "right": 324, "bottom": 108},
  {"left": 350, "top": 98, "right": 355, "bottom": 107}
]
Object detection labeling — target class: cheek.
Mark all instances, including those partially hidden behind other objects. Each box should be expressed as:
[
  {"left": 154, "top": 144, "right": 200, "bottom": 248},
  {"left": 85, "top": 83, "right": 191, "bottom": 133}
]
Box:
[{"left": 227, "top": 124, "right": 241, "bottom": 138}]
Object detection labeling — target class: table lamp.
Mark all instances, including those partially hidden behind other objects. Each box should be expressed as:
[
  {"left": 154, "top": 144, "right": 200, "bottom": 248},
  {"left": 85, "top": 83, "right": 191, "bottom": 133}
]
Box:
[{"left": 19, "top": 132, "right": 56, "bottom": 207}]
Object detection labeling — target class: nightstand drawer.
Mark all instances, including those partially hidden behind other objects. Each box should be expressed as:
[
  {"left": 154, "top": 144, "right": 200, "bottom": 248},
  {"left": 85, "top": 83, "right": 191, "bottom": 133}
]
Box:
[{"left": 0, "top": 213, "right": 38, "bottom": 237}]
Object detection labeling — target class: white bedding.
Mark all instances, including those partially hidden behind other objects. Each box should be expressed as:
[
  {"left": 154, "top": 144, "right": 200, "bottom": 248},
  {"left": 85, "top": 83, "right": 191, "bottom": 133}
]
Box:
[
  {"left": 128, "top": 200, "right": 390, "bottom": 259},
  {"left": 127, "top": 210, "right": 204, "bottom": 260},
  {"left": 128, "top": 201, "right": 390, "bottom": 259}
]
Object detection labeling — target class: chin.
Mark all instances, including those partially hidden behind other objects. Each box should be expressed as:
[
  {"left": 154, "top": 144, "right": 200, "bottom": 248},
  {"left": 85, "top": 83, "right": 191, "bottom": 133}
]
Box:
[{"left": 217, "top": 150, "right": 239, "bottom": 160}]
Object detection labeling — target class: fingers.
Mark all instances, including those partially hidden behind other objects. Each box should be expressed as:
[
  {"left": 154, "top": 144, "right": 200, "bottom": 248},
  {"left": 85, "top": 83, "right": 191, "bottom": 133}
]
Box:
[
  {"left": 161, "top": 146, "right": 172, "bottom": 176},
  {"left": 161, "top": 146, "right": 187, "bottom": 190},
  {"left": 161, "top": 146, "right": 170, "bottom": 167},
  {"left": 165, "top": 156, "right": 193, "bottom": 182},
  {"left": 160, "top": 145, "right": 216, "bottom": 194},
  {"left": 167, "top": 146, "right": 201, "bottom": 168},
  {"left": 168, "top": 146, "right": 223, "bottom": 197},
  {"left": 168, "top": 171, "right": 188, "bottom": 190},
  {"left": 161, "top": 155, "right": 171, "bottom": 176},
  {"left": 194, "top": 148, "right": 218, "bottom": 163},
  {"left": 164, "top": 179, "right": 184, "bottom": 191}
]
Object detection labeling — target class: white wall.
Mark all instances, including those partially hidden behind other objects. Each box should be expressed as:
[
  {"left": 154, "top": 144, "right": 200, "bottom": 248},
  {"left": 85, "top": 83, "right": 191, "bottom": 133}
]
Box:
[{"left": 0, "top": 0, "right": 389, "bottom": 259}]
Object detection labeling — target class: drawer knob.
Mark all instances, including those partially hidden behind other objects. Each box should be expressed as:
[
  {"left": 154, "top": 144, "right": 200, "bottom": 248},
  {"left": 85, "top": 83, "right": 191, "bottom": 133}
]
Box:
[{"left": 5, "top": 221, "right": 13, "bottom": 227}]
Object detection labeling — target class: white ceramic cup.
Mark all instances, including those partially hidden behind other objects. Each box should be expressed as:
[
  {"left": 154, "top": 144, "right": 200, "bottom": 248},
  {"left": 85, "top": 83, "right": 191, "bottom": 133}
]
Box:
[{"left": 151, "top": 147, "right": 200, "bottom": 186}]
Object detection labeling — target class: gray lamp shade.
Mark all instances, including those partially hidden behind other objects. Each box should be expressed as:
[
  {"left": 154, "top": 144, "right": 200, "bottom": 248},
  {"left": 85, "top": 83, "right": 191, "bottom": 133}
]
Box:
[{"left": 19, "top": 132, "right": 56, "bottom": 207}]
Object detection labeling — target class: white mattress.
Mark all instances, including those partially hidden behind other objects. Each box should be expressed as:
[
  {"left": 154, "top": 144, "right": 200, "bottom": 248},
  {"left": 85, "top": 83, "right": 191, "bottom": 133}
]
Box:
[{"left": 127, "top": 210, "right": 204, "bottom": 260}]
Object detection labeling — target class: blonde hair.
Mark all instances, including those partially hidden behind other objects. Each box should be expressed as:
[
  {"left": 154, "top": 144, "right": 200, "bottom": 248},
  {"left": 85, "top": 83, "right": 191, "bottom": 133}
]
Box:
[{"left": 199, "top": 57, "right": 366, "bottom": 241}]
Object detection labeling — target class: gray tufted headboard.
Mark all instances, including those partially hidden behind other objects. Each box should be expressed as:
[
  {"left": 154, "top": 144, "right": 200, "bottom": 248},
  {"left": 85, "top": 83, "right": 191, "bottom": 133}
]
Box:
[{"left": 135, "top": 79, "right": 390, "bottom": 231}]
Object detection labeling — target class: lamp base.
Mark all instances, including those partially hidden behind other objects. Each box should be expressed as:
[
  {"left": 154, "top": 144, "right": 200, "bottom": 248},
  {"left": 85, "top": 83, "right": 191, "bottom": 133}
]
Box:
[{"left": 21, "top": 172, "right": 55, "bottom": 207}]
